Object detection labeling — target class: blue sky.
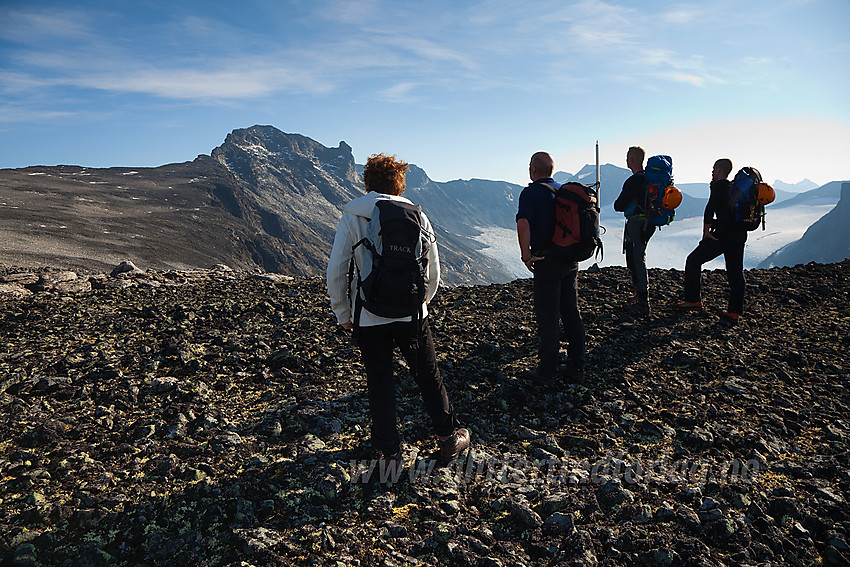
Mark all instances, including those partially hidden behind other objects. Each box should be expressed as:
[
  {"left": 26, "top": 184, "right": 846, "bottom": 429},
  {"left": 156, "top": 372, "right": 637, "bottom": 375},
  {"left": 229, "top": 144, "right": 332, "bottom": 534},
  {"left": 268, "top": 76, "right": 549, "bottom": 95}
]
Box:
[{"left": 1, "top": 0, "right": 848, "bottom": 186}]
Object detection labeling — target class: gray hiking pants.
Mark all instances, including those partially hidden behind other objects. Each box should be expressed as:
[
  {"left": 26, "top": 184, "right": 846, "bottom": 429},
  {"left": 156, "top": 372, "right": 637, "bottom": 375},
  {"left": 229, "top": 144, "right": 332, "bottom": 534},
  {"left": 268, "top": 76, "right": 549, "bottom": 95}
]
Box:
[{"left": 623, "top": 217, "right": 656, "bottom": 300}]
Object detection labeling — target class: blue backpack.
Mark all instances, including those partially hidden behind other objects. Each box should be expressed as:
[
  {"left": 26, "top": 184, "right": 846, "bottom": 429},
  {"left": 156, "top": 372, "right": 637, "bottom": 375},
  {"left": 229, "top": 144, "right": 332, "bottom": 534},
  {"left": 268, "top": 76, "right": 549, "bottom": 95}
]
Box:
[
  {"left": 644, "top": 155, "right": 677, "bottom": 226},
  {"left": 729, "top": 167, "right": 771, "bottom": 231}
]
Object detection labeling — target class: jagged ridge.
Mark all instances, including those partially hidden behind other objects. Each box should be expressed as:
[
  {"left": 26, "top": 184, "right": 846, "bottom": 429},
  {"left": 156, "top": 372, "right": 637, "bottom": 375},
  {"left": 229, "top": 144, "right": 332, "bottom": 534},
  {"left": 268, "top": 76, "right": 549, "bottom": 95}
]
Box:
[{"left": 0, "top": 125, "right": 516, "bottom": 285}]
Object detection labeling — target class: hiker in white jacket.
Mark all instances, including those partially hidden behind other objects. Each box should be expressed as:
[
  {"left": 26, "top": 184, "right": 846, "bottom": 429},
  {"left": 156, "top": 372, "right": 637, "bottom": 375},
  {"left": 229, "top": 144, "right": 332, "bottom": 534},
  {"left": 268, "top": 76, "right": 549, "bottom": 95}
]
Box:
[
  {"left": 326, "top": 191, "right": 439, "bottom": 329},
  {"left": 326, "top": 153, "right": 469, "bottom": 465}
]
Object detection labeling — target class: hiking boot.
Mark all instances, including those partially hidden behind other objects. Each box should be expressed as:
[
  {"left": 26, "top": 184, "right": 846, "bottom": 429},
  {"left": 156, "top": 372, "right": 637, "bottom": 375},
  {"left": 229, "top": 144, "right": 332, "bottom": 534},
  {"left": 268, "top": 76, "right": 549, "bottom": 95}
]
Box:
[
  {"left": 439, "top": 428, "right": 470, "bottom": 462},
  {"left": 558, "top": 364, "right": 585, "bottom": 383},
  {"left": 379, "top": 445, "right": 403, "bottom": 465},
  {"left": 676, "top": 301, "right": 703, "bottom": 311},
  {"left": 625, "top": 299, "right": 650, "bottom": 315},
  {"left": 381, "top": 448, "right": 403, "bottom": 462},
  {"left": 721, "top": 311, "right": 741, "bottom": 323},
  {"left": 521, "top": 368, "right": 557, "bottom": 386},
  {"left": 373, "top": 449, "right": 405, "bottom": 484}
]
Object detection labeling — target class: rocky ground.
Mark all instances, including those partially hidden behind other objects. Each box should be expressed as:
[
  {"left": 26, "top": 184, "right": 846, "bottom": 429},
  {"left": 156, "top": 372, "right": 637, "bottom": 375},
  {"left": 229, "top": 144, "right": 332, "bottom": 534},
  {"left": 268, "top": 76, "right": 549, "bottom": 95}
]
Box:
[{"left": 0, "top": 260, "right": 848, "bottom": 567}]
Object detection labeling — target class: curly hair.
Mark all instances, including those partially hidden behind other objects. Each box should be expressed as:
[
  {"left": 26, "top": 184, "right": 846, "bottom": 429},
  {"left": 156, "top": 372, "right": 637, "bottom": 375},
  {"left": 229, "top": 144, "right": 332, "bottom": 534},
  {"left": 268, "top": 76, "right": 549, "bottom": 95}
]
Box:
[{"left": 363, "top": 153, "right": 409, "bottom": 196}]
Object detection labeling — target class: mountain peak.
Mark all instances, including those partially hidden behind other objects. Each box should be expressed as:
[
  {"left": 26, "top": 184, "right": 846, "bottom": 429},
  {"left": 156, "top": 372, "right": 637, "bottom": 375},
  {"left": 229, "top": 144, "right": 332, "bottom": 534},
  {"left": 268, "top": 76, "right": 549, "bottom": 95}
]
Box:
[
  {"left": 218, "top": 125, "right": 353, "bottom": 162},
  {"left": 211, "top": 125, "right": 360, "bottom": 190},
  {"left": 772, "top": 178, "right": 819, "bottom": 193},
  {"left": 405, "top": 163, "right": 434, "bottom": 190},
  {"left": 761, "top": 181, "right": 850, "bottom": 267}
]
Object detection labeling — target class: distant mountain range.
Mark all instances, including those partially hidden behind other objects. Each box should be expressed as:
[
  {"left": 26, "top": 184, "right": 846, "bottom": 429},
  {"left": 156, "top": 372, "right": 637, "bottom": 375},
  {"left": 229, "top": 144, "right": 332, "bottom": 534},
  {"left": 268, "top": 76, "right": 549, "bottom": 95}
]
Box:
[
  {"left": 0, "top": 126, "right": 515, "bottom": 284},
  {"left": 767, "top": 180, "right": 846, "bottom": 209},
  {"left": 773, "top": 178, "right": 818, "bottom": 193},
  {"left": 760, "top": 182, "right": 850, "bottom": 268},
  {"left": 0, "top": 125, "right": 846, "bottom": 282}
]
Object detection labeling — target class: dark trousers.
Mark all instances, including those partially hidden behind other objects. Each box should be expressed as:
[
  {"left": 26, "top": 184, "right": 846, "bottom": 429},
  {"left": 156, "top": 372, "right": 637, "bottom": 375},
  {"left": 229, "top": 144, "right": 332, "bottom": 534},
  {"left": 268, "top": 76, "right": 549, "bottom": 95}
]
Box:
[
  {"left": 533, "top": 256, "right": 586, "bottom": 375},
  {"left": 684, "top": 231, "right": 747, "bottom": 314},
  {"left": 624, "top": 217, "right": 656, "bottom": 300},
  {"left": 357, "top": 317, "right": 457, "bottom": 455}
]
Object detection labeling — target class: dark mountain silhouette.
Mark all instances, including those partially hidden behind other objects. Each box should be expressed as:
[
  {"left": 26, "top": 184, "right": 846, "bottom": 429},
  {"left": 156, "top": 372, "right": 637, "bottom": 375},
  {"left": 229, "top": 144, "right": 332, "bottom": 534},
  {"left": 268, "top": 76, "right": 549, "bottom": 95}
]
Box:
[{"left": 760, "top": 182, "right": 850, "bottom": 267}]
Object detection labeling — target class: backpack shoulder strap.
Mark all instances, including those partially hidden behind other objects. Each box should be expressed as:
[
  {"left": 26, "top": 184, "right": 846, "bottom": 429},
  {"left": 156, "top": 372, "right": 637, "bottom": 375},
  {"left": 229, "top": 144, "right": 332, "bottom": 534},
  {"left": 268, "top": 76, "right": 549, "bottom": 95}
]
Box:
[
  {"left": 537, "top": 181, "right": 558, "bottom": 194},
  {"left": 556, "top": 182, "right": 597, "bottom": 205}
]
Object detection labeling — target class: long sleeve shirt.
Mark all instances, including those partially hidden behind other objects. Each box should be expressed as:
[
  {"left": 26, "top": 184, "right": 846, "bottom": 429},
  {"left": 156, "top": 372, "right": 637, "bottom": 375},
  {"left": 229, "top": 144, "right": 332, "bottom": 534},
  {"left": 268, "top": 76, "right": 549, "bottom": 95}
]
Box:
[
  {"left": 326, "top": 191, "right": 440, "bottom": 327},
  {"left": 516, "top": 177, "right": 558, "bottom": 251},
  {"left": 613, "top": 171, "right": 646, "bottom": 217},
  {"left": 703, "top": 179, "right": 737, "bottom": 230}
]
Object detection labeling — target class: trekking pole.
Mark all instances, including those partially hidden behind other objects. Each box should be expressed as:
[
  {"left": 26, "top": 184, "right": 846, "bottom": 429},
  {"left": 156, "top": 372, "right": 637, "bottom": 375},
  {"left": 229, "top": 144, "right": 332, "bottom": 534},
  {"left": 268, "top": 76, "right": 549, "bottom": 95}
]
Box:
[{"left": 595, "top": 140, "right": 601, "bottom": 199}]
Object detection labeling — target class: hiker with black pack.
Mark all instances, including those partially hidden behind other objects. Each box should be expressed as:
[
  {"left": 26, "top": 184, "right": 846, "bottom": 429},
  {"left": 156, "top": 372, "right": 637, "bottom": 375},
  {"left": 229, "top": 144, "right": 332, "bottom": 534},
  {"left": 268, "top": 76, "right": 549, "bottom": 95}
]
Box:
[
  {"left": 677, "top": 159, "right": 769, "bottom": 323},
  {"left": 326, "top": 153, "right": 470, "bottom": 466},
  {"left": 516, "top": 151, "right": 587, "bottom": 386},
  {"left": 613, "top": 146, "right": 656, "bottom": 315}
]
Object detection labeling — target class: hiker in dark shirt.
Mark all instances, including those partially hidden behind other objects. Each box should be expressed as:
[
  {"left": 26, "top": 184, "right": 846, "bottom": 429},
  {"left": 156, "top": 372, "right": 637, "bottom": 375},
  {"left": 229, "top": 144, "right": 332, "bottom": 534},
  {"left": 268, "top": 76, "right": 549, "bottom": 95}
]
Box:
[
  {"left": 516, "top": 151, "right": 586, "bottom": 386},
  {"left": 613, "top": 146, "right": 655, "bottom": 315},
  {"left": 326, "top": 154, "right": 470, "bottom": 465},
  {"left": 677, "top": 158, "right": 747, "bottom": 323}
]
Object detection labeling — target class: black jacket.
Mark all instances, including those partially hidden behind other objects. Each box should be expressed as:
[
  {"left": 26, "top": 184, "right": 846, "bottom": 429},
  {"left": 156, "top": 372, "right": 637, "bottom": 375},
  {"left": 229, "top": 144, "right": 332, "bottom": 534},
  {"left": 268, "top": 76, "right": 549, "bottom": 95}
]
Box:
[
  {"left": 614, "top": 172, "right": 646, "bottom": 217},
  {"left": 704, "top": 179, "right": 743, "bottom": 233}
]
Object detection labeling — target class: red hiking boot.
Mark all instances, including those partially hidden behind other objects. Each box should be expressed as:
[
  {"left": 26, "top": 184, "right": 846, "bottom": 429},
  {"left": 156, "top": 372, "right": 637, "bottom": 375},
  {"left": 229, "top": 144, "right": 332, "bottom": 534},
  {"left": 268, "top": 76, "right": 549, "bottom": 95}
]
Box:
[
  {"left": 721, "top": 310, "right": 741, "bottom": 323},
  {"left": 625, "top": 299, "right": 650, "bottom": 315},
  {"left": 676, "top": 301, "right": 703, "bottom": 311}
]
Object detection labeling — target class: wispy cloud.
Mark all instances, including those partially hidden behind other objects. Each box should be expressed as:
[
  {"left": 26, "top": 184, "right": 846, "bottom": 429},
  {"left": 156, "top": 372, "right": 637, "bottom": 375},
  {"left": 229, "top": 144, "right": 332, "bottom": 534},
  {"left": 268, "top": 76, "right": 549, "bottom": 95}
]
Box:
[
  {"left": 4, "top": 51, "right": 347, "bottom": 100},
  {"left": 0, "top": 104, "right": 76, "bottom": 124},
  {"left": 0, "top": 0, "right": 832, "bottom": 116},
  {"left": 318, "top": 0, "right": 381, "bottom": 26},
  {"left": 377, "top": 82, "right": 420, "bottom": 103},
  {"left": 0, "top": 71, "right": 56, "bottom": 94},
  {"left": 668, "top": 73, "right": 708, "bottom": 87},
  {"left": 553, "top": 0, "right": 638, "bottom": 50},
  {"left": 381, "top": 35, "right": 478, "bottom": 70},
  {"left": 0, "top": 8, "right": 94, "bottom": 43},
  {"left": 73, "top": 66, "right": 326, "bottom": 99},
  {"left": 662, "top": 4, "right": 706, "bottom": 24},
  {"left": 2, "top": 3, "right": 487, "bottom": 104}
]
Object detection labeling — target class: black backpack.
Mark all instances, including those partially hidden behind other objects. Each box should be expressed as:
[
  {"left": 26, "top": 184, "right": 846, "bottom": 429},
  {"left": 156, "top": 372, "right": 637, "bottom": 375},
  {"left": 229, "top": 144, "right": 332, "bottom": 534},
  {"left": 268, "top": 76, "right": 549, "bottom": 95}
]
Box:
[
  {"left": 352, "top": 199, "right": 430, "bottom": 325},
  {"left": 542, "top": 181, "right": 603, "bottom": 262}
]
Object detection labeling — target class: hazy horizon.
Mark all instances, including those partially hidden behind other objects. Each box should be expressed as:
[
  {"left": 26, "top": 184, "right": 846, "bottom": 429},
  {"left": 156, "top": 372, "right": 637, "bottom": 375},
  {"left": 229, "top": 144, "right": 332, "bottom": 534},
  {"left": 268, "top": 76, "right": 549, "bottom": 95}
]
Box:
[{"left": 473, "top": 201, "right": 838, "bottom": 282}]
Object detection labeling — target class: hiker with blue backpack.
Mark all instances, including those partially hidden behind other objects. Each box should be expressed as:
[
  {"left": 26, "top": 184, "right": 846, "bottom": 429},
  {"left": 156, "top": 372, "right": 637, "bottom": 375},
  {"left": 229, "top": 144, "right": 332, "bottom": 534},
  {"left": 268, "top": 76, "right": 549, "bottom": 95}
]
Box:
[
  {"left": 613, "top": 146, "right": 656, "bottom": 315},
  {"left": 516, "top": 151, "right": 588, "bottom": 386},
  {"left": 677, "top": 159, "right": 774, "bottom": 323},
  {"left": 326, "top": 153, "right": 470, "bottom": 466}
]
